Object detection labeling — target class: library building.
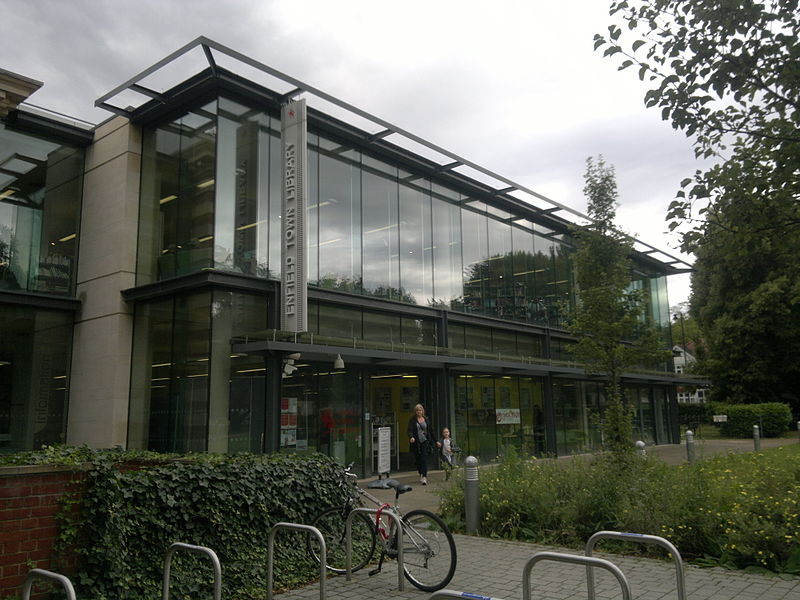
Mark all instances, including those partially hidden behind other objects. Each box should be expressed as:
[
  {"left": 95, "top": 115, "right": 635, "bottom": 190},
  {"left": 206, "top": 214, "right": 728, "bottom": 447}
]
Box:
[{"left": 0, "top": 38, "right": 694, "bottom": 476}]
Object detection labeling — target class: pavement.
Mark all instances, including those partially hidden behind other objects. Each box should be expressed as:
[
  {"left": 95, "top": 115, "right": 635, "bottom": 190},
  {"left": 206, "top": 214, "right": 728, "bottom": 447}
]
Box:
[{"left": 283, "top": 437, "right": 800, "bottom": 600}]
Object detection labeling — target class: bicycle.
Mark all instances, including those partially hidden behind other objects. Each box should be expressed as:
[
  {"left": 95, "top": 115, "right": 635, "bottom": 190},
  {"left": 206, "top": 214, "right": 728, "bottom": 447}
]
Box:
[{"left": 307, "top": 464, "right": 457, "bottom": 592}]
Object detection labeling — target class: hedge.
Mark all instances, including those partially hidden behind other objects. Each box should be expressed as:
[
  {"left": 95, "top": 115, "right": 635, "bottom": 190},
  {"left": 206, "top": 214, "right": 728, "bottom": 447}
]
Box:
[
  {"left": 677, "top": 402, "right": 711, "bottom": 427},
  {"left": 711, "top": 402, "right": 792, "bottom": 438},
  {"left": 3, "top": 447, "right": 347, "bottom": 600}
]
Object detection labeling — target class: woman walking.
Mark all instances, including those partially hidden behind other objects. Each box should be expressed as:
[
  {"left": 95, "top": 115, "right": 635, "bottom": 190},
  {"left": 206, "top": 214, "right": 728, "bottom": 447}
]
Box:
[{"left": 407, "top": 403, "right": 440, "bottom": 485}]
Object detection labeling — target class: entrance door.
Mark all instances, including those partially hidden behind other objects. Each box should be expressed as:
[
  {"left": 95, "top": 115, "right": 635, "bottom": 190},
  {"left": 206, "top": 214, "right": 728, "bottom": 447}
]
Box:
[{"left": 366, "top": 370, "right": 425, "bottom": 473}]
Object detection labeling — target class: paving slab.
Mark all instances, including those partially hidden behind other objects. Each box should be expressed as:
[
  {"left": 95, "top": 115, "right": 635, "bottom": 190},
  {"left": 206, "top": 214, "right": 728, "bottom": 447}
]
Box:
[{"left": 278, "top": 534, "right": 799, "bottom": 600}]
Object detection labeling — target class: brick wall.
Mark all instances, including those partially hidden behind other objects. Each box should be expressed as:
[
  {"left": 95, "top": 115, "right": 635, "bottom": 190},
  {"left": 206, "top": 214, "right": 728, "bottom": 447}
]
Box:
[{"left": 0, "top": 466, "right": 85, "bottom": 599}]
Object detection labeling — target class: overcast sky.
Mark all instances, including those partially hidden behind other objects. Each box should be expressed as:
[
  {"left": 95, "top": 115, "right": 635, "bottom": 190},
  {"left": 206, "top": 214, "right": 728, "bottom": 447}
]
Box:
[{"left": 2, "top": 0, "right": 699, "bottom": 307}]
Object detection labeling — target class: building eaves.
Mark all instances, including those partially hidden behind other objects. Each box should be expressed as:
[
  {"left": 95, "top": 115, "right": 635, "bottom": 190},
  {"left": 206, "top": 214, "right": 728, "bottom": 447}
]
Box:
[{"left": 96, "top": 36, "right": 692, "bottom": 275}]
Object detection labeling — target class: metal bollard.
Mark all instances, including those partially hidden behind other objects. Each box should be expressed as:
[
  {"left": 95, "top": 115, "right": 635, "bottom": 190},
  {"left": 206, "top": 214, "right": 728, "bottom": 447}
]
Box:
[
  {"left": 464, "top": 455, "right": 480, "bottom": 534},
  {"left": 753, "top": 425, "right": 761, "bottom": 452},
  {"left": 685, "top": 430, "right": 695, "bottom": 463},
  {"left": 635, "top": 440, "right": 646, "bottom": 457}
]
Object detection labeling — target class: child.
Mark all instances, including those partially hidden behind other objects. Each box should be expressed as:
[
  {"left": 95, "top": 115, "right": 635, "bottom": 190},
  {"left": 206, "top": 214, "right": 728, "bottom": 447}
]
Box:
[{"left": 440, "top": 428, "right": 459, "bottom": 481}]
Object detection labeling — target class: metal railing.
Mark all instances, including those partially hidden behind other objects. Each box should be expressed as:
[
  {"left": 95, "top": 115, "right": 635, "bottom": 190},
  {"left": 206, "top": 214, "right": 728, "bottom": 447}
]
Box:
[
  {"left": 22, "top": 569, "right": 76, "bottom": 600},
  {"left": 346, "top": 507, "right": 405, "bottom": 591},
  {"left": 267, "top": 523, "right": 326, "bottom": 600},
  {"left": 522, "top": 552, "right": 631, "bottom": 600},
  {"left": 162, "top": 542, "right": 222, "bottom": 600},
  {"left": 585, "top": 531, "right": 685, "bottom": 600}
]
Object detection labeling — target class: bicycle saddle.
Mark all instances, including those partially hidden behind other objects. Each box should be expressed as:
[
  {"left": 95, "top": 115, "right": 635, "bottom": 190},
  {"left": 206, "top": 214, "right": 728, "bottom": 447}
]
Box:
[{"left": 367, "top": 478, "right": 412, "bottom": 494}]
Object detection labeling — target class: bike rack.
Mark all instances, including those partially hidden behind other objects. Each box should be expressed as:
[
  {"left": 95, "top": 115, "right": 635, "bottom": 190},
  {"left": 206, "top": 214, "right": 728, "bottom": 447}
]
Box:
[
  {"left": 22, "top": 569, "right": 76, "bottom": 600},
  {"left": 162, "top": 542, "right": 222, "bottom": 600},
  {"left": 585, "top": 531, "right": 686, "bottom": 600},
  {"left": 345, "top": 506, "right": 405, "bottom": 591},
  {"left": 267, "top": 523, "right": 326, "bottom": 600},
  {"left": 429, "top": 589, "right": 506, "bottom": 600},
  {"left": 522, "top": 551, "right": 631, "bottom": 600}
]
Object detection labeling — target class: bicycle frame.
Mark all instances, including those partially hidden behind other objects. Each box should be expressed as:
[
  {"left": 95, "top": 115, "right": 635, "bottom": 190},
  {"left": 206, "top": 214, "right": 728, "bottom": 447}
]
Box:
[{"left": 342, "top": 469, "right": 430, "bottom": 562}]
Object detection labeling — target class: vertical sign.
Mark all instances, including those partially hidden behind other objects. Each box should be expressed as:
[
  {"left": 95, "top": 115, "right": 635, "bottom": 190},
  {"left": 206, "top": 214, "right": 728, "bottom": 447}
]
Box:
[
  {"left": 377, "top": 426, "right": 391, "bottom": 476},
  {"left": 281, "top": 99, "right": 308, "bottom": 332}
]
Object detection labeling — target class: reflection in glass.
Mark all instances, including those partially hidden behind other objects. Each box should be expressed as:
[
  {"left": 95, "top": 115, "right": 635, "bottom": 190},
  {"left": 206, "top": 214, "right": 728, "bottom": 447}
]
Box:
[
  {"left": 0, "top": 305, "right": 72, "bottom": 451},
  {"left": 362, "top": 160, "right": 400, "bottom": 299},
  {"left": 0, "top": 123, "right": 83, "bottom": 295},
  {"left": 318, "top": 150, "right": 362, "bottom": 292},
  {"left": 399, "top": 179, "right": 432, "bottom": 305},
  {"left": 461, "top": 205, "right": 488, "bottom": 315},
  {"left": 431, "top": 194, "right": 462, "bottom": 309}
]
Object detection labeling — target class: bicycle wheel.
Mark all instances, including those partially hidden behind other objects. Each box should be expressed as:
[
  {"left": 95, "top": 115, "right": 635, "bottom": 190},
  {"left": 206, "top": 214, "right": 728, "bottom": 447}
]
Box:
[
  {"left": 308, "top": 506, "right": 376, "bottom": 574},
  {"left": 400, "top": 509, "right": 457, "bottom": 591}
]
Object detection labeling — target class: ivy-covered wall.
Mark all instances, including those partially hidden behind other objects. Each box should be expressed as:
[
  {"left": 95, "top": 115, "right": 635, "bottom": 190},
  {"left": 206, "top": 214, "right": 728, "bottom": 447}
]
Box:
[{"left": 0, "top": 448, "right": 348, "bottom": 600}]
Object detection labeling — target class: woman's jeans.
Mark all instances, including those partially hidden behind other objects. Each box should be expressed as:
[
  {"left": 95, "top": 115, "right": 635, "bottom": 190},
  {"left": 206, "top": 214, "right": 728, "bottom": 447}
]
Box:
[{"left": 413, "top": 441, "right": 430, "bottom": 476}]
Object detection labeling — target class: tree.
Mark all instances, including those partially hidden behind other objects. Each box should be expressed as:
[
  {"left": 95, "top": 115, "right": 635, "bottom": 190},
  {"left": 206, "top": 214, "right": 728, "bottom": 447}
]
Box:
[
  {"left": 569, "top": 157, "right": 670, "bottom": 453},
  {"left": 595, "top": 1, "right": 800, "bottom": 411}
]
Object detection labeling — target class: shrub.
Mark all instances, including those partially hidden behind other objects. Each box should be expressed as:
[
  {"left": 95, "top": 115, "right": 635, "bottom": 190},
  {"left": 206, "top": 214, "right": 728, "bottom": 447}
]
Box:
[
  {"left": 439, "top": 445, "right": 800, "bottom": 575},
  {"left": 712, "top": 402, "right": 792, "bottom": 438},
  {"left": 7, "top": 447, "right": 347, "bottom": 600},
  {"left": 677, "top": 402, "right": 711, "bottom": 428}
]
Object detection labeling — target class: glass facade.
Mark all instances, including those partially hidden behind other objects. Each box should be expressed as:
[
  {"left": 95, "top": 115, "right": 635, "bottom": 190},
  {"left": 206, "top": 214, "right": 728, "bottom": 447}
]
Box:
[
  {"left": 0, "top": 123, "right": 83, "bottom": 295},
  {"left": 0, "top": 305, "right": 73, "bottom": 452},
  {"left": 136, "top": 97, "right": 615, "bottom": 327},
  {"left": 453, "top": 374, "right": 546, "bottom": 463},
  {"left": 130, "top": 91, "right": 678, "bottom": 464},
  {"left": 0, "top": 120, "right": 84, "bottom": 452},
  {"left": 128, "top": 289, "right": 270, "bottom": 453}
]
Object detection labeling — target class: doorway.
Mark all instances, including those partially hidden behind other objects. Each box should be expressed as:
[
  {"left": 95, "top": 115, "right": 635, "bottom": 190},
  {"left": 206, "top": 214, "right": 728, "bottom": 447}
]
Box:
[{"left": 366, "top": 370, "right": 430, "bottom": 473}]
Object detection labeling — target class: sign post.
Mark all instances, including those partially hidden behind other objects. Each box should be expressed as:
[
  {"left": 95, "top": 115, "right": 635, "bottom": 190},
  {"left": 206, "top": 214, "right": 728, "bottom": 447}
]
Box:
[
  {"left": 377, "top": 426, "right": 391, "bottom": 477},
  {"left": 281, "top": 99, "right": 308, "bottom": 332}
]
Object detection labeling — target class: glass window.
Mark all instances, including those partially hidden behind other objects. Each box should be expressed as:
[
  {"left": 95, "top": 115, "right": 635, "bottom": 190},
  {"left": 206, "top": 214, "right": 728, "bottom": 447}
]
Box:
[
  {"left": 128, "top": 292, "right": 211, "bottom": 453},
  {"left": 139, "top": 102, "right": 217, "bottom": 282},
  {"left": 517, "top": 332, "right": 542, "bottom": 358},
  {"left": 448, "top": 322, "right": 465, "bottom": 353},
  {"left": 0, "top": 305, "right": 72, "bottom": 452},
  {"left": 464, "top": 324, "right": 492, "bottom": 357},
  {"left": 362, "top": 159, "right": 399, "bottom": 299},
  {"left": 511, "top": 224, "right": 536, "bottom": 323},
  {"left": 318, "top": 149, "right": 361, "bottom": 293},
  {"left": 401, "top": 317, "right": 437, "bottom": 348},
  {"left": 519, "top": 377, "right": 546, "bottom": 456},
  {"left": 363, "top": 311, "right": 401, "bottom": 344},
  {"left": 214, "top": 98, "right": 274, "bottom": 276},
  {"left": 399, "top": 178, "right": 432, "bottom": 305},
  {"left": 0, "top": 123, "right": 83, "bottom": 295},
  {"left": 211, "top": 291, "right": 269, "bottom": 453},
  {"left": 486, "top": 215, "right": 513, "bottom": 319},
  {"left": 492, "top": 329, "right": 517, "bottom": 357},
  {"left": 554, "top": 380, "right": 588, "bottom": 455},
  {"left": 431, "top": 193, "right": 462, "bottom": 309},
  {"left": 461, "top": 204, "right": 488, "bottom": 315},
  {"left": 532, "top": 233, "right": 556, "bottom": 325},
  {"left": 318, "top": 303, "right": 362, "bottom": 339}
]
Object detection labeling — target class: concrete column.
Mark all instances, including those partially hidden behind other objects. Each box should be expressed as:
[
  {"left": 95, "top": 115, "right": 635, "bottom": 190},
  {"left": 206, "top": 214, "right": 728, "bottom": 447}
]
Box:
[{"left": 66, "top": 116, "right": 140, "bottom": 448}]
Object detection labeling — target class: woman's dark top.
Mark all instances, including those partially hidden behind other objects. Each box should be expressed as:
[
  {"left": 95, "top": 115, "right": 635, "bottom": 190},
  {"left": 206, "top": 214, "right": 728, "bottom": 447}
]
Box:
[{"left": 407, "top": 415, "right": 437, "bottom": 447}]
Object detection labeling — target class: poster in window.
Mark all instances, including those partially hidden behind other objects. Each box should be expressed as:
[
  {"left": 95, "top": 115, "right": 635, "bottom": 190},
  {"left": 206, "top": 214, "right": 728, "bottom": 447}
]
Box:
[
  {"left": 499, "top": 386, "right": 511, "bottom": 408},
  {"left": 401, "top": 386, "right": 418, "bottom": 411},
  {"left": 373, "top": 387, "right": 392, "bottom": 414},
  {"left": 280, "top": 397, "right": 298, "bottom": 446},
  {"left": 481, "top": 386, "right": 494, "bottom": 408}
]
